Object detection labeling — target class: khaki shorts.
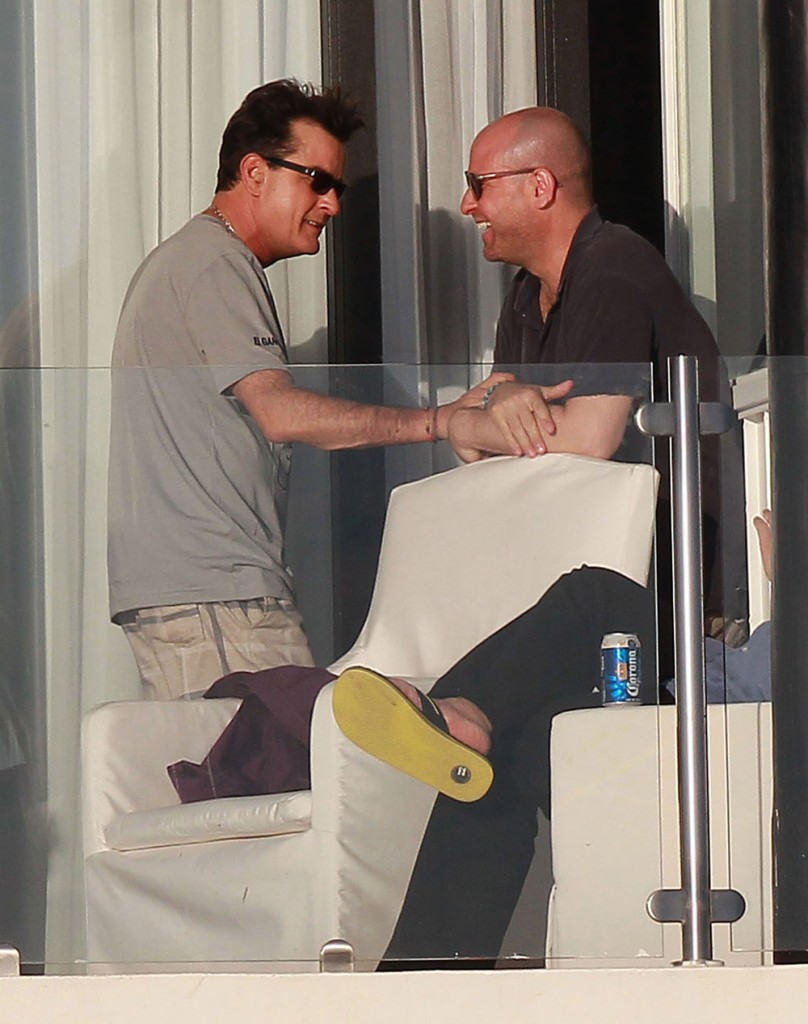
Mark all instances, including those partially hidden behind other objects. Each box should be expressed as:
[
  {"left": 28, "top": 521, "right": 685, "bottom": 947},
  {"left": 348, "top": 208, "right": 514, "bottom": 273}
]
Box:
[{"left": 121, "top": 597, "right": 314, "bottom": 701}]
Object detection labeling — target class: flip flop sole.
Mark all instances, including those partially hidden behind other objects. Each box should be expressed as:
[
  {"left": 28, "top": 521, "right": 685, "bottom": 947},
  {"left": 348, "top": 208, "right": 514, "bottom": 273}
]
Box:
[{"left": 332, "top": 667, "right": 493, "bottom": 802}]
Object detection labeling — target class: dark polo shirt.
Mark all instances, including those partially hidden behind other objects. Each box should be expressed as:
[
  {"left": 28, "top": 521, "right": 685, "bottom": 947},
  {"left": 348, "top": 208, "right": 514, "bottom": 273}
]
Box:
[
  {"left": 493, "top": 207, "right": 746, "bottom": 670},
  {"left": 495, "top": 207, "right": 721, "bottom": 404}
]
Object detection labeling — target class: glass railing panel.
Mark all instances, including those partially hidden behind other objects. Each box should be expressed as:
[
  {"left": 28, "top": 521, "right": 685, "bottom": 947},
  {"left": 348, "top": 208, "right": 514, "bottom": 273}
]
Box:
[
  {"left": 716, "top": 354, "right": 808, "bottom": 967},
  {"left": 565, "top": 352, "right": 775, "bottom": 970},
  {"left": 545, "top": 352, "right": 766, "bottom": 969},
  {"left": 0, "top": 365, "right": 46, "bottom": 972},
  {"left": 689, "top": 353, "right": 773, "bottom": 966},
  {"left": 1, "top": 361, "right": 665, "bottom": 974}
]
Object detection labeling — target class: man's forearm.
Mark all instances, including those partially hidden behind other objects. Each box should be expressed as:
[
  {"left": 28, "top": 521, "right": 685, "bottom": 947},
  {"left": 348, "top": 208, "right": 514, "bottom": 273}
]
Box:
[
  {"left": 233, "top": 368, "right": 515, "bottom": 451},
  {"left": 450, "top": 394, "right": 633, "bottom": 462},
  {"left": 272, "top": 392, "right": 437, "bottom": 449},
  {"left": 541, "top": 395, "right": 633, "bottom": 459},
  {"left": 235, "top": 375, "right": 438, "bottom": 449},
  {"left": 448, "top": 408, "right": 519, "bottom": 460}
]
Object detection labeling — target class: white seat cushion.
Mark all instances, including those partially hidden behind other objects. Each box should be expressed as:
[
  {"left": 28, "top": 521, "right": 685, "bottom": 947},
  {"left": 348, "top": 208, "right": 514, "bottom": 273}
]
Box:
[
  {"left": 330, "top": 455, "right": 658, "bottom": 679},
  {"left": 105, "top": 790, "right": 312, "bottom": 851}
]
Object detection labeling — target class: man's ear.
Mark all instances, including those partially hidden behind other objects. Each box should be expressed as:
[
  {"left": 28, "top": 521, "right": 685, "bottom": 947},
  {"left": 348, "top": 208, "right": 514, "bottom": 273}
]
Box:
[
  {"left": 240, "top": 153, "right": 267, "bottom": 196},
  {"left": 532, "top": 167, "right": 560, "bottom": 209}
]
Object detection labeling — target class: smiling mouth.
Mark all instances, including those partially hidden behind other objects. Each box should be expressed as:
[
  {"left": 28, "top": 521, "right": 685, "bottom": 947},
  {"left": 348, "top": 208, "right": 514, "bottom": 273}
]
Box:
[
  {"left": 477, "top": 221, "right": 491, "bottom": 233},
  {"left": 305, "top": 219, "right": 326, "bottom": 230}
]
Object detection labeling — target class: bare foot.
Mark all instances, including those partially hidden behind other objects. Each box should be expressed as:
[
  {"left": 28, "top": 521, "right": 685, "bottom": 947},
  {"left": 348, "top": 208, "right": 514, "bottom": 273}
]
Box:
[
  {"left": 390, "top": 678, "right": 492, "bottom": 756},
  {"left": 433, "top": 697, "right": 492, "bottom": 756}
]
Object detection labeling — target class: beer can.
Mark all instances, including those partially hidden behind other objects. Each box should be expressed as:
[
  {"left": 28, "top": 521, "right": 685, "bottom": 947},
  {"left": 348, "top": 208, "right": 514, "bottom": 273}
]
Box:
[{"left": 600, "top": 633, "right": 641, "bottom": 705}]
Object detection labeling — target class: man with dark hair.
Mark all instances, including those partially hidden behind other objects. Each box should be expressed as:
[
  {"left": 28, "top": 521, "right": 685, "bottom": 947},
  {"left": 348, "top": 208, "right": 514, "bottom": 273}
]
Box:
[
  {"left": 214, "top": 80, "right": 363, "bottom": 191},
  {"left": 108, "top": 80, "right": 540, "bottom": 701}
]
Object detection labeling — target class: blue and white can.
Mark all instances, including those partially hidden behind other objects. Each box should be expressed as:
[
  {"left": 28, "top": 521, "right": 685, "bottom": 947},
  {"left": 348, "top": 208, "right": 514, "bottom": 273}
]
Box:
[{"left": 601, "top": 633, "right": 641, "bottom": 705}]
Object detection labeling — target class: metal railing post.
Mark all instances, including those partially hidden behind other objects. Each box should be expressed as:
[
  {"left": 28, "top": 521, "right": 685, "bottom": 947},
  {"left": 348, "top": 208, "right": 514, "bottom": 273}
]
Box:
[
  {"left": 637, "top": 355, "right": 744, "bottom": 964},
  {"left": 670, "top": 355, "right": 714, "bottom": 963}
]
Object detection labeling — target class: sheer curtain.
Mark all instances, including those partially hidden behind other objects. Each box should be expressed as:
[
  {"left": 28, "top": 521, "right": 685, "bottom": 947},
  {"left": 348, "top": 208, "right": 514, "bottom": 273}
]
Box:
[
  {"left": 374, "top": 0, "right": 536, "bottom": 488},
  {"left": 375, "top": 0, "right": 536, "bottom": 368},
  {"left": 27, "top": 0, "right": 536, "bottom": 965},
  {"left": 658, "top": 0, "right": 764, "bottom": 355},
  {"left": 29, "top": 0, "right": 322, "bottom": 964}
]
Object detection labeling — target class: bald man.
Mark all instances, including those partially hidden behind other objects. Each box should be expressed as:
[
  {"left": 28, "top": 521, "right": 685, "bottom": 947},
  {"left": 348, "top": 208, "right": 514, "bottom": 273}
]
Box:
[
  {"left": 380, "top": 110, "right": 743, "bottom": 965},
  {"left": 449, "top": 107, "right": 719, "bottom": 459},
  {"left": 448, "top": 107, "right": 744, "bottom": 677}
]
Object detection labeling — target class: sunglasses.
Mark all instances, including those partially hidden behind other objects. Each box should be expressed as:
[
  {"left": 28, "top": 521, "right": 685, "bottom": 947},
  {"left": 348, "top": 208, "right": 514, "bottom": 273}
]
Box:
[
  {"left": 464, "top": 166, "right": 563, "bottom": 200},
  {"left": 266, "top": 157, "right": 347, "bottom": 199}
]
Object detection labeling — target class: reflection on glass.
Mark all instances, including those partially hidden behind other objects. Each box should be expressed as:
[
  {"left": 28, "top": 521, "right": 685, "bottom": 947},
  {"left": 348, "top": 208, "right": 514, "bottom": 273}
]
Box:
[
  {"left": 0, "top": 366, "right": 46, "bottom": 967},
  {"left": 16, "top": 362, "right": 775, "bottom": 973}
]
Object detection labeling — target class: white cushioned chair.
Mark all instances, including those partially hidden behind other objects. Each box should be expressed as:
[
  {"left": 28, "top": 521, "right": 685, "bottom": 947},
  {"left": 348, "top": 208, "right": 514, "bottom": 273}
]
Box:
[{"left": 82, "top": 453, "right": 658, "bottom": 970}]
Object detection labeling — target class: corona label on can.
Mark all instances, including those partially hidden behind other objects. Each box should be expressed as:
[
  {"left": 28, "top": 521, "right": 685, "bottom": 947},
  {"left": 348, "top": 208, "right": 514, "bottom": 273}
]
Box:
[{"left": 600, "top": 633, "right": 641, "bottom": 705}]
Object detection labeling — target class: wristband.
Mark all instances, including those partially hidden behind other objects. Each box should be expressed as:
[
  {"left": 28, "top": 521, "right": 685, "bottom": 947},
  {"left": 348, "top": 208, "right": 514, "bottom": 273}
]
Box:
[{"left": 426, "top": 406, "right": 439, "bottom": 442}]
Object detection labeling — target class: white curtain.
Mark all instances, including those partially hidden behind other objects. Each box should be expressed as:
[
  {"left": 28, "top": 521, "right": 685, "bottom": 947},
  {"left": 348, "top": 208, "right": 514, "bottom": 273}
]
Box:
[
  {"left": 28, "top": 0, "right": 537, "bottom": 965},
  {"left": 374, "top": 0, "right": 536, "bottom": 487},
  {"left": 658, "top": 0, "right": 764, "bottom": 355},
  {"left": 375, "top": 0, "right": 536, "bottom": 368},
  {"left": 30, "top": 0, "right": 322, "bottom": 964}
]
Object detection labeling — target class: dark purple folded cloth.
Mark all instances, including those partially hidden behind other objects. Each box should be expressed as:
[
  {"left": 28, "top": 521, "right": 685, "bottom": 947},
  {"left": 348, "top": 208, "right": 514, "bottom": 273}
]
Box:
[{"left": 167, "top": 665, "right": 336, "bottom": 803}]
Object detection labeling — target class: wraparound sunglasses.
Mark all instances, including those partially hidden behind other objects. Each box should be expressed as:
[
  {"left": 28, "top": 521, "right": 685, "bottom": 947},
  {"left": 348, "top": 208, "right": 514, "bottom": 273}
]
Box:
[{"left": 267, "top": 156, "right": 347, "bottom": 199}]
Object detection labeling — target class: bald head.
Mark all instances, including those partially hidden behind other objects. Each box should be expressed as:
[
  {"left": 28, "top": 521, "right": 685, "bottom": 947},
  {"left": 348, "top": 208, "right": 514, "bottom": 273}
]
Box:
[{"left": 474, "top": 108, "right": 592, "bottom": 206}]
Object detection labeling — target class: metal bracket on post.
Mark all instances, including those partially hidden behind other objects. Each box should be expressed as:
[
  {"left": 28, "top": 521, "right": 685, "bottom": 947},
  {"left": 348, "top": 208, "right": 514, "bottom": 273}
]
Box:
[
  {"left": 635, "top": 400, "right": 737, "bottom": 440},
  {"left": 636, "top": 355, "right": 745, "bottom": 966},
  {"left": 319, "top": 938, "right": 355, "bottom": 973},
  {"left": 647, "top": 888, "right": 746, "bottom": 927}
]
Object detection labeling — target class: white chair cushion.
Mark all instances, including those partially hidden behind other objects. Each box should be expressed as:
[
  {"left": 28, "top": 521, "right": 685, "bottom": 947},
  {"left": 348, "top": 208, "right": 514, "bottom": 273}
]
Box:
[
  {"left": 330, "top": 454, "right": 658, "bottom": 679},
  {"left": 105, "top": 790, "right": 312, "bottom": 851}
]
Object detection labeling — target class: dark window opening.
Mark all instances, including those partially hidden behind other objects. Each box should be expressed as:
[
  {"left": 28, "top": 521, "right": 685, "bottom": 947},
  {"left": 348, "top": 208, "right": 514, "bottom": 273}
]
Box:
[
  {"left": 587, "top": 0, "right": 664, "bottom": 252},
  {"left": 537, "top": 0, "right": 664, "bottom": 252}
]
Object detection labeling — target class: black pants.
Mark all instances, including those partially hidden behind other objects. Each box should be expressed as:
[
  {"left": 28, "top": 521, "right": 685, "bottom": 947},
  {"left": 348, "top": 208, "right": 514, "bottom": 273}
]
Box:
[{"left": 385, "top": 566, "right": 656, "bottom": 961}]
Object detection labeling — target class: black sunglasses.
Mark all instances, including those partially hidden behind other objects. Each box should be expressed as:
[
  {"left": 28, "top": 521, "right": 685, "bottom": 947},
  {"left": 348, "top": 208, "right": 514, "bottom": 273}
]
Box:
[
  {"left": 464, "top": 166, "right": 563, "bottom": 200},
  {"left": 266, "top": 157, "right": 347, "bottom": 199}
]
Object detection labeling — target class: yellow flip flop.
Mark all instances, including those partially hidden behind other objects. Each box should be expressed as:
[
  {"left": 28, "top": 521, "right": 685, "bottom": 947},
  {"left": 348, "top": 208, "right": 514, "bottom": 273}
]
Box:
[{"left": 332, "top": 666, "right": 493, "bottom": 802}]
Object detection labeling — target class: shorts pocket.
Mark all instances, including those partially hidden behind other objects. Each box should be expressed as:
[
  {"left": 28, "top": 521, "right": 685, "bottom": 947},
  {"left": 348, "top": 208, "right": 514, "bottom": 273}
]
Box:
[{"left": 137, "top": 606, "right": 206, "bottom": 647}]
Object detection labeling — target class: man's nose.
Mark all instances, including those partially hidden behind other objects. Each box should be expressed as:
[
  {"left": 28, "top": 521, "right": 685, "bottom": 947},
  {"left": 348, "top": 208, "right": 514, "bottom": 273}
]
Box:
[
  {"left": 321, "top": 189, "right": 341, "bottom": 216},
  {"left": 460, "top": 187, "right": 476, "bottom": 216}
]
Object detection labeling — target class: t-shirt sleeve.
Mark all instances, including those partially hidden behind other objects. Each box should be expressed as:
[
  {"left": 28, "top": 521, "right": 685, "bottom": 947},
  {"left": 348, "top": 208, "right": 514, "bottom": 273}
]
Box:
[{"left": 185, "top": 253, "right": 290, "bottom": 393}]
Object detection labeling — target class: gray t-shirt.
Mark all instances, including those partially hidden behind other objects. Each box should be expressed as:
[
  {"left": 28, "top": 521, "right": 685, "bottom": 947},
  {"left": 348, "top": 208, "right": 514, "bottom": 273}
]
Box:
[{"left": 108, "top": 214, "right": 294, "bottom": 620}]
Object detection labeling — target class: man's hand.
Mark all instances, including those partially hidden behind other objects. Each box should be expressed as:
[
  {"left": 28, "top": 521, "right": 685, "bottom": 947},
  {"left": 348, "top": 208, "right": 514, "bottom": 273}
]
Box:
[
  {"left": 484, "top": 380, "right": 575, "bottom": 457},
  {"left": 447, "top": 418, "right": 491, "bottom": 463},
  {"left": 433, "top": 372, "right": 515, "bottom": 439},
  {"left": 447, "top": 380, "right": 578, "bottom": 462}
]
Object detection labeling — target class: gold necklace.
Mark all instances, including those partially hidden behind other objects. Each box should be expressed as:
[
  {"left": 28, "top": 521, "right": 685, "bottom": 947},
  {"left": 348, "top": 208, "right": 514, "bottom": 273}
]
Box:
[{"left": 207, "top": 202, "right": 237, "bottom": 237}]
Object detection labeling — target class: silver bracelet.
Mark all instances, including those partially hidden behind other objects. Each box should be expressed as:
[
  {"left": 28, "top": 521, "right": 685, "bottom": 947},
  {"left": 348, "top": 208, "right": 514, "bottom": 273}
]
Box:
[{"left": 481, "top": 381, "right": 504, "bottom": 410}]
